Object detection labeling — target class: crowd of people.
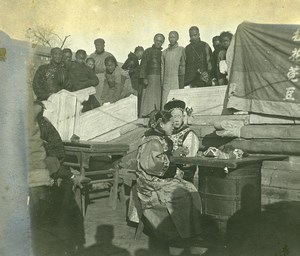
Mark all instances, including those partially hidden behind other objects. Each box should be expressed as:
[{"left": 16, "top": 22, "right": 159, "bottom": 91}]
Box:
[
  {"left": 32, "top": 26, "right": 233, "bottom": 117},
  {"left": 29, "top": 25, "right": 233, "bottom": 255}
]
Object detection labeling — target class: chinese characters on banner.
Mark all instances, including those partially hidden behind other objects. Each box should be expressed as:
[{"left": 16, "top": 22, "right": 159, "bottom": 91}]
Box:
[{"left": 285, "top": 28, "right": 300, "bottom": 101}]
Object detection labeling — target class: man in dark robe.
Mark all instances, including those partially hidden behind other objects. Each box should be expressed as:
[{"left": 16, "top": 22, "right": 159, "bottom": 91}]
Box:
[
  {"left": 33, "top": 47, "right": 72, "bottom": 101},
  {"left": 184, "top": 26, "right": 212, "bottom": 87},
  {"left": 211, "top": 36, "right": 222, "bottom": 85},
  {"left": 68, "top": 49, "right": 100, "bottom": 111},
  {"left": 122, "top": 46, "right": 144, "bottom": 116},
  {"left": 140, "top": 33, "right": 165, "bottom": 116},
  {"left": 68, "top": 49, "right": 99, "bottom": 92}
]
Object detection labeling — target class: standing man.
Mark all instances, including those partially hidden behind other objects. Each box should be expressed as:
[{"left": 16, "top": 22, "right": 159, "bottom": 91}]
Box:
[
  {"left": 161, "top": 31, "right": 185, "bottom": 107},
  {"left": 62, "top": 48, "right": 73, "bottom": 68},
  {"left": 211, "top": 36, "right": 222, "bottom": 85},
  {"left": 140, "top": 33, "right": 165, "bottom": 117},
  {"left": 217, "top": 31, "right": 233, "bottom": 85},
  {"left": 68, "top": 49, "right": 99, "bottom": 92},
  {"left": 89, "top": 38, "right": 114, "bottom": 74},
  {"left": 122, "top": 46, "right": 144, "bottom": 116},
  {"left": 185, "top": 26, "right": 212, "bottom": 87},
  {"left": 33, "top": 47, "right": 72, "bottom": 101}
]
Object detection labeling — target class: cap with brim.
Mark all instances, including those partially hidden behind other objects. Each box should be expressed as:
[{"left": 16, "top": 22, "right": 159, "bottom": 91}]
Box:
[
  {"left": 164, "top": 99, "right": 186, "bottom": 111},
  {"left": 94, "top": 38, "right": 105, "bottom": 44}
]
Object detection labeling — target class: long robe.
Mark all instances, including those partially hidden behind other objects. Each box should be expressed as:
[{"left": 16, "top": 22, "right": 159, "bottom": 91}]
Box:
[
  {"left": 139, "top": 45, "right": 162, "bottom": 116},
  {"left": 185, "top": 39, "right": 212, "bottom": 87},
  {"left": 161, "top": 43, "right": 185, "bottom": 106},
  {"left": 136, "top": 129, "right": 203, "bottom": 241}
]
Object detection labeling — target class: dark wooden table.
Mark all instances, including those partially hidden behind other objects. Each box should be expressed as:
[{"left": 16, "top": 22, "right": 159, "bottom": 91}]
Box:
[
  {"left": 171, "top": 154, "right": 288, "bottom": 171},
  {"left": 63, "top": 141, "right": 129, "bottom": 176},
  {"left": 171, "top": 154, "right": 288, "bottom": 236}
]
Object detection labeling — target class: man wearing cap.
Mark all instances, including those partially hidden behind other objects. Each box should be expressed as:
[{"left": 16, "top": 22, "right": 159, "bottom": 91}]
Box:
[
  {"left": 161, "top": 31, "right": 185, "bottom": 107},
  {"left": 164, "top": 99, "right": 199, "bottom": 182},
  {"left": 185, "top": 26, "right": 212, "bottom": 87},
  {"left": 89, "top": 38, "right": 114, "bottom": 74},
  {"left": 140, "top": 33, "right": 165, "bottom": 117}
]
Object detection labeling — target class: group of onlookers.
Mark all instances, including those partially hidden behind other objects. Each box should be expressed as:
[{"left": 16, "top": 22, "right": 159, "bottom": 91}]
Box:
[
  {"left": 32, "top": 26, "right": 232, "bottom": 117},
  {"left": 29, "top": 26, "right": 233, "bottom": 255}
]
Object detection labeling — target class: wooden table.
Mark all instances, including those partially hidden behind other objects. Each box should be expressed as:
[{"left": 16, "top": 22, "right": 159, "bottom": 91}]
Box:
[
  {"left": 63, "top": 141, "right": 129, "bottom": 176},
  {"left": 63, "top": 141, "right": 129, "bottom": 214},
  {"left": 171, "top": 154, "right": 288, "bottom": 236},
  {"left": 171, "top": 154, "right": 288, "bottom": 170}
]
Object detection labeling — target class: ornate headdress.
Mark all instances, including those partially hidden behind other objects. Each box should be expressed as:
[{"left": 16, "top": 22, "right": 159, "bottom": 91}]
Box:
[{"left": 164, "top": 98, "right": 186, "bottom": 112}]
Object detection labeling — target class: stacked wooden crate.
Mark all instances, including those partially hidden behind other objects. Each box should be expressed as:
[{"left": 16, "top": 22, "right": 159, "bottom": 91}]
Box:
[{"left": 43, "top": 88, "right": 138, "bottom": 142}]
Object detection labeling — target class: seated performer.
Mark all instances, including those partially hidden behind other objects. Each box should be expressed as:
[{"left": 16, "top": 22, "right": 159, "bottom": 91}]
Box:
[
  {"left": 136, "top": 110, "right": 203, "bottom": 244},
  {"left": 164, "top": 99, "right": 199, "bottom": 182}
]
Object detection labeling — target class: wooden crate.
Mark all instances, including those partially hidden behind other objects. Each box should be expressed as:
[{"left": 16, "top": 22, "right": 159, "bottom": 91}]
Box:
[
  {"left": 261, "top": 161, "right": 300, "bottom": 206},
  {"left": 43, "top": 89, "right": 138, "bottom": 141},
  {"left": 167, "top": 86, "right": 228, "bottom": 115}
]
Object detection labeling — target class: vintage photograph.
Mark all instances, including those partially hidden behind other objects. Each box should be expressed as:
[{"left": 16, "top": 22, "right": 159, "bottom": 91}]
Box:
[{"left": 1, "top": 0, "right": 300, "bottom": 255}]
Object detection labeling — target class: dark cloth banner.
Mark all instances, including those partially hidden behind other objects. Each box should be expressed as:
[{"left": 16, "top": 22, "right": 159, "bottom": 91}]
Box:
[{"left": 227, "top": 22, "right": 300, "bottom": 117}]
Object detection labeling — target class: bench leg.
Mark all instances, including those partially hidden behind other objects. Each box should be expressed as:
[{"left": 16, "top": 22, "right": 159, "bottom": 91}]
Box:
[
  {"left": 135, "top": 221, "right": 144, "bottom": 240},
  {"left": 108, "top": 170, "right": 119, "bottom": 210}
]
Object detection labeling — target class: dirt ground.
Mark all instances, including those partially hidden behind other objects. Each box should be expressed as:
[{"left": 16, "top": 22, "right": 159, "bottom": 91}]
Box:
[
  {"left": 82, "top": 195, "right": 150, "bottom": 256},
  {"left": 79, "top": 193, "right": 300, "bottom": 256},
  {"left": 80, "top": 194, "right": 210, "bottom": 256}
]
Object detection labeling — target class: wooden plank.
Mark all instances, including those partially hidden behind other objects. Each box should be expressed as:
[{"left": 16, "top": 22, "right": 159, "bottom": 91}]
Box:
[
  {"left": 262, "top": 187, "right": 300, "bottom": 204},
  {"left": 191, "top": 114, "right": 250, "bottom": 126},
  {"left": 261, "top": 169, "right": 300, "bottom": 191},
  {"left": 227, "top": 139, "right": 300, "bottom": 155},
  {"left": 167, "top": 86, "right": 228, "bottom": 115},
  {"left": 241, "top": 125, "right": 300, "bottom": 139},
  {"left": 79, "top": 95, "right": 138, "bottom": 141},
  {"left": 90, "top": 122, "right": 140, "bottom": 142},
  {"left": 63, "top": 141, "right": 129, "bottom": 152},
  {"left": 248, "top": 113, "right": 299, "bottom": 124},
  {"left": 90, "top": 129, "right": 121, "bottom": 142},
  {"left": 262, "top": 161, "right": 300, "bottom": 172}
]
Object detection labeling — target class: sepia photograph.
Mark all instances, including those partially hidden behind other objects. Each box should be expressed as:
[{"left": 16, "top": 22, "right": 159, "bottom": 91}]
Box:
[{"left": 1, "top": 0, "right": 300, "bottom": 255}]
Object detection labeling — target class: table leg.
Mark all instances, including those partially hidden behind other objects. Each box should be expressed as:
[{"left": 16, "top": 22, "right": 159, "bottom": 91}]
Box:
[{"left": 109, "top": 169, "right": 119, "bottom": 210}]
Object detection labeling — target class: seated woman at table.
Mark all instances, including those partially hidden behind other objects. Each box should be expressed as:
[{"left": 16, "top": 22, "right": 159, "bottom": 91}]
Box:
[
  {"left": 164, "top": 99, "right": 199, "bottom": 183},
  {"left": 136, "top": 110, "right": 203, "bottom": 245},
  {"left": 100, "top": 56, "right": 136, "bottom": 105}
]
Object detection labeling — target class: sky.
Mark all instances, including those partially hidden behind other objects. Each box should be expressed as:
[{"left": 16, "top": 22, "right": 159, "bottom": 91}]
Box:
[{"left": 1, "top": 0, "right": 300, "bottom": 61}]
